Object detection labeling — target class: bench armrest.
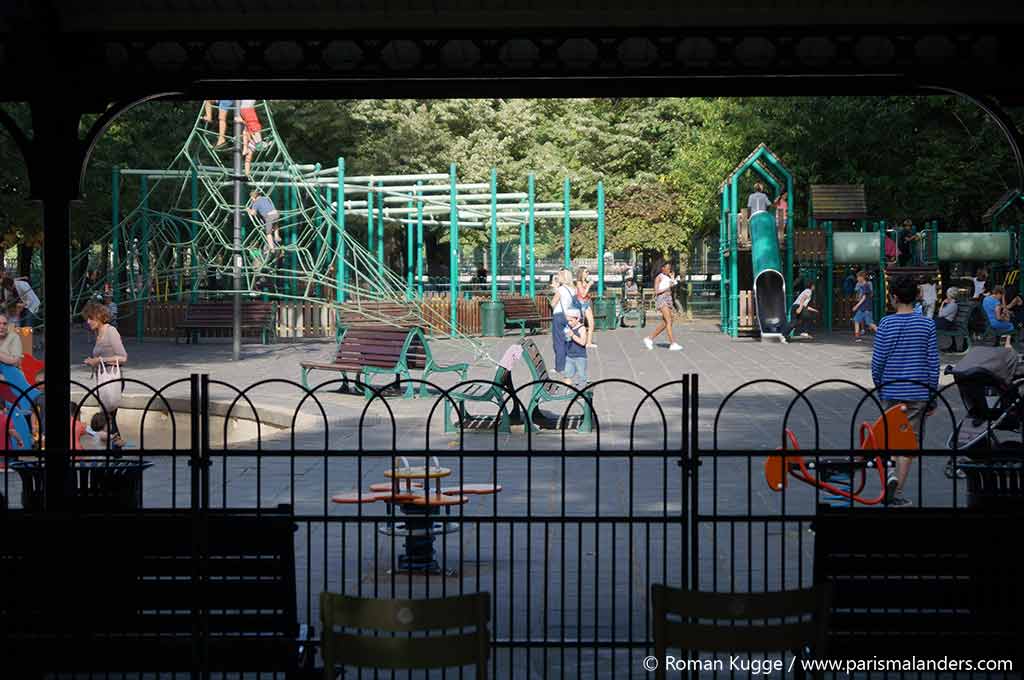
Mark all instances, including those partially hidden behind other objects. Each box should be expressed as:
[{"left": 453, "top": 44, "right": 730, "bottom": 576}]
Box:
[{"left": 430, "top": 362, "right": 469, "bottom": 379}]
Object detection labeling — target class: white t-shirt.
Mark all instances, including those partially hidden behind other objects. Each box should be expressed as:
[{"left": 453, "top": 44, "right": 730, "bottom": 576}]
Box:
[
  {"left": 919, "top": 283, "right": 937, "bottom": 304},
  {"left": 973, "top": 278, "right": 987, "bottom": 298},
  {"left": 14, "top": 280, "right": 40, "bottom": 313},
  {"left": 656, "top": 274, "right": 678, "bottom": 293},
  {"left": 239, "top": 99, "right": 256, "bottom": 109},
  {"left": 792, "top": 289, "right": 812, "bottom": 310},
  {"left": 551, "top": 285, "right": 574, "bottom": 315}
]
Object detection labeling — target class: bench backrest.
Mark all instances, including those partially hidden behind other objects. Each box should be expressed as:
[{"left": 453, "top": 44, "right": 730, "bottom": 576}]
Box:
[
  {"left": 953, "top": 301, "right": 973, "bottom": 330},
  {"left": 813, "top": 507, "right": 1022, "bottom": 661},
  {"left": 185, "top": 301, "right": 276, "bottom": 323},
  {"left": 338, "top": 301, "right": 423, "bottom": 327},
  {"left": 500, "top": 296, "right": 543, "bottom": 319},
  {"left": 520, "top": 338, "right": 552, "bottom": 388},
  {"left": 0, "top": 506, "right": 299, "bottom": 673},
  {"left": 336, "top": 325, "right": 426, "bottom": 369}
]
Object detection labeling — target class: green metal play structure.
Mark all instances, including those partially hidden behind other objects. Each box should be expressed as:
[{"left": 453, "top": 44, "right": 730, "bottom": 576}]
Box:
[
  {"left": 719, "top": 144, "right": 794, "bottom": 338},
  {"left": 719, "top": 145, "right": 1019, "bottom": 337},
  {"left": 74, "top": 101, "right": 607, "bottom": 348}
]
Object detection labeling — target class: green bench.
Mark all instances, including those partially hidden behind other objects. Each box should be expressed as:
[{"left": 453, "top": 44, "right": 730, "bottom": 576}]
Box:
[
  {"left": 618, "top": 290, "right": 646, "bottom": 328},
  {"left": 443, "top": 338, "right": 594, "bottom": 434},
  {"left": 935, "top": 302, "right": 972, "bottom": 353},
  {"left": 500, "top": 296, "right": 545, "bottom": 336},
  {"left": 301, "top": 324, "right": 467, "bottom": 399}
]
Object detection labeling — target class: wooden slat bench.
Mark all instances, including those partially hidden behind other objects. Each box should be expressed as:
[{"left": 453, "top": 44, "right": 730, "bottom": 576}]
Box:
[
  {"left": 618, "top": 290, "right": 646, "bottom": 328},
  {"left": 300, "top": 324, "right": 467, "bottom": 399},
  {"left": 521, "top": 338, "right": 594, "bottom": 433},
  {"left": 0, "top": 505, "right": 313, "bottom": 677},
  {"left": 500, "top": 296, "right": 545, "bottom": 336},
  {"left": 814, "top": 507, "right": 1022, "bottom": 665},
  {"left": 176, "top": 300, "right": 277, "bottom": 344}
]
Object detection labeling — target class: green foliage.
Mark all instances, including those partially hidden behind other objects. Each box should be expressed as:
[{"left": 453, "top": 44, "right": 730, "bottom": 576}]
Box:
[{"left": 1, "top": 96, "right": 1023, "bottom": 270}]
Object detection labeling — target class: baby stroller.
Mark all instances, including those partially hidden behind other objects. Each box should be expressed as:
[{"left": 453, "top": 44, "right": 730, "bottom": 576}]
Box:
[{"left": 946, "top": 346, "right": 1024, "bottom": 462}]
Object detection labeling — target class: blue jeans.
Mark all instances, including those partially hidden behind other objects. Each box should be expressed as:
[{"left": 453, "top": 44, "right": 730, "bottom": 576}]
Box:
[
  {"left": 564, "top": 356, "right": 588, "bottom": 389},
  {"left": 551, "top": 313, "right": 567, "bottom": 372}
]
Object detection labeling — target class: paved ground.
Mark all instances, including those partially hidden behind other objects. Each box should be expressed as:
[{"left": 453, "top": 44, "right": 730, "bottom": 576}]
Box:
[{"left": 15, "top": 319, "right": 983, "bottom": 677}]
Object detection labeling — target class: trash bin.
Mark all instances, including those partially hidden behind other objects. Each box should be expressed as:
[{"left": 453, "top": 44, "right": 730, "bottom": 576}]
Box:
[
  {"left": 10, "top": 459, "right": 152, "bottom": 511},
  {"left": 958, "top": 458, "right": 1024, "bottom": 510},
  {"left": 591, "top": 296, "right": 617, "bottom": 330},
  {"left": 480, "top": 300, "right": 506, "bottom": 337}
]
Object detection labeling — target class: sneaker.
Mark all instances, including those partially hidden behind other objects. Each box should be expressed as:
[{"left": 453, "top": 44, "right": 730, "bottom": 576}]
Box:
[
  {"left": 855, "top": 337, "right": 863, "bottom": 343},
  {"left": 889, "top": 493, "right": 913, "bottom": 507},
  {"left": 799, "top": 332, "right": 812, "bottom": 339},
  {"left": 668, "top": 342, "right": 683, "bottom": 351},
  {"left": 945, "top": 457, "right": 966, "bottom": 480},
  {"left": 885, "top": 473, "right": 899, "bottom": 502},
  {"left": 779, "top": 336, "right": 788, "bottom": 344},
  {"left": 643, "top": 337, "right": 653, "bottom": 350}
]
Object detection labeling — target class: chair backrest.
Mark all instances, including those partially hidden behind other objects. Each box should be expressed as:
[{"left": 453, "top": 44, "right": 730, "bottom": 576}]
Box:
[
  {"left": 320, "top": 592, "right": 490, "bottom": 677},
  {"left": 651, "top": 584, "right": 830, "bottom": 677}
]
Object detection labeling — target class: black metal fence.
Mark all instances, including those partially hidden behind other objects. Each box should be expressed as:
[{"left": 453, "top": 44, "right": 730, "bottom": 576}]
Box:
[{"left": 2, "top": 371, "right": 1020, "bottom": 678}]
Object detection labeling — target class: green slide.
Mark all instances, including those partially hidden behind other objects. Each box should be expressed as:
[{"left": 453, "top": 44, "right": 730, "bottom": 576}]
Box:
[{"left": 750, "top": 211, "right": 787, "bottom": 337}]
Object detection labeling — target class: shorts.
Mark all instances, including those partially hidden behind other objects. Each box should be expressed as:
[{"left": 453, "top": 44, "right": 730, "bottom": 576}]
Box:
[
  {"left": 563, "top": 356, "right": 588, "bottom": 389},
  {"left": 882, "top": 399, "right": 928, "bottom": 449},
  {"left": 853, "top": 308, "right": 874, "bottom": 325},
  {"left": 655, "top": 292, "right": 673, "bottom": 311},
  {"left": 262, "top": 209, "right": 280, "bottom": 233},
  {"left": 217, "top": 99, "right": 234, "bottom": 112},
  {"left": 240, "top": 107, "right": 262, "bottom": 134}
]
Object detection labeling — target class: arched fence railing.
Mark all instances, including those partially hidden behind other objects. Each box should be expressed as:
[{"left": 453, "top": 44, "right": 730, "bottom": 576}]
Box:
[{"left": 2, "top": 370, "right": 1019, "bottom": 678}]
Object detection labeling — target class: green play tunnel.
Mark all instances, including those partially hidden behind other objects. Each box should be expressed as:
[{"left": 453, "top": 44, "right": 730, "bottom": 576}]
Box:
[
  {"left": 937, "top": 232, "right": 1011, "bottom": 262},
  {"left": 833, "top": 232, "right": 882, "bottom": 264}
]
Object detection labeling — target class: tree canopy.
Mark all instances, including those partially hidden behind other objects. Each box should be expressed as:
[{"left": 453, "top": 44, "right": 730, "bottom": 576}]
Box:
[{"left": 2, "top": 96, "right": 1022, "bottom": 266}]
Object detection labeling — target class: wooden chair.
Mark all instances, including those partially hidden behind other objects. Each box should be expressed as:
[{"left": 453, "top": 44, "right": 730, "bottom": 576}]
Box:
[
  {"left": 651, "top": 584, "right": 830, "bottom": 680},
  {"left": 320, "top": 591, "right": 490, "bottom": 679}
]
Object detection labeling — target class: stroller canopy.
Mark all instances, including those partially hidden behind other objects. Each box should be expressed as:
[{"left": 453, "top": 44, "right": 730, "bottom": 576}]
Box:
[{"left": 952, "top": 346, "right": 1021, "bottom": 387}]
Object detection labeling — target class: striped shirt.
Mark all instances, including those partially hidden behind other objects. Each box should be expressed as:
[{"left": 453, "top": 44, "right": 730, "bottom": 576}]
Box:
[{"left": 870, "top": 312, "right": 939, "bottom": 402}]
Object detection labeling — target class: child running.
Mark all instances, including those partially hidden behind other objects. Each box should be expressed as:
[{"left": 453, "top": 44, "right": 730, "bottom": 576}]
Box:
[
  {"left": 870, "top": 275, "right": 939, "bottom": 507},
  {"left": 851, "top": 270, "right": 877, "bottom": 342}
]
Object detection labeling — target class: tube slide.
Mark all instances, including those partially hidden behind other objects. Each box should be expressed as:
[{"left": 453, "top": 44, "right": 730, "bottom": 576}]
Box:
[{"left": 750, "top": 211, "right": 787, "bottom": 339}]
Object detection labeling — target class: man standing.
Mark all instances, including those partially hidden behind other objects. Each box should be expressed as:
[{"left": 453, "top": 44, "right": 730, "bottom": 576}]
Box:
[{"left": 870, "top": 276, "right": 939, "bottom": 506}]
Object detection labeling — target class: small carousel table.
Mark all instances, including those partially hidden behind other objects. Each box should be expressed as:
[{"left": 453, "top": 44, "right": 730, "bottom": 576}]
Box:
[{"left": 332, "top": 456, "right": 501, "bottom": 575}]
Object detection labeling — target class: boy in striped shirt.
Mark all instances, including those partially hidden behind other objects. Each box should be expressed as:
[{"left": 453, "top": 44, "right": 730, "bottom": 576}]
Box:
[{"left": 870, "top": 276, "right": 939, "bottom": 506}]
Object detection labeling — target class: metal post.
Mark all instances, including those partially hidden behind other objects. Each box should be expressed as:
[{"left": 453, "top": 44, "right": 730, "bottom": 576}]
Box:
[
  {"left": 720, "top": 189, "right": 726, "bottom": 331},
  {"left": 336, "top": 157, "right": 345, "bottom": 303},
  {"left": 563, "top": 177, "right": 571, "bottom": 269},
  {"left": 232, "top": 113, "right": 242, "bottom": 361},
  {"left": 137, "top": 175, "right": 149, "bottom": 343},
  {"left": 596, "top": 180, "right": 606, "bottom": 297},
  {"left": 111, "top": 166, "right": 121, "bottom": 308},
  {"left": 528, "top": 174, "right": 536, "bottom": 298},
  {"left": 367, "top": 183, "right": 375, "bottom": 270},
  {"left": 190, "top": 169, "right": 199, "bottom": 303},
  {"left": 289, "top": 185, "right": 299, "bottom": 296},
  {"left": 406, "top": 194, "right": 414, "bottom": 300},
  {"left": 416, "top": 182, "right": 424, "bottom": 299},
  {"left": 519, "top": 223, "right": 526, "bottom": 296},
  {"left": 449, "top": 163, "right": 459, "bottom": 335},
  {"left": 313, "top": 162, "right": 322, "bottom": 298},
  {"left": 730, "top": 179, "right": 739, "bottom": 337},
  {"left": 825, "top": 220, "right": 833, "bottom": 332},
  {"left": 786, "top": 174, "right": 794, "bottom": 305},
  {"left": 377, "top": 182, "right": 385, "bottom": 279},
  {"left": 490, "top": 168, "right": 499, "bottom": 301}
]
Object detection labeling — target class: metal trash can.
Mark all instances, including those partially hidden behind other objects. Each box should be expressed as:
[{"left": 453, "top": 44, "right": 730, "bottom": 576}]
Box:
[
  {"left": 959, "top": 458, "right": 1024, "bottom": 509},
  {"left": 480, "top": 300, "right": 506, "bottom": 337},
  {"left": 10, "top": 459, "right": 152, "bottom": 511},
  {"left": 591, "top": 297, "right": 618, "bottom": 330}
]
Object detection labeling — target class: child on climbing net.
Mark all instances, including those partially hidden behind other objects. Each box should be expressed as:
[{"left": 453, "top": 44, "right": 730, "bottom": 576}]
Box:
[
  {"left": 203, "top": 100, "right": 234, "bottom": 148},
  {"left": 247, "top": 189, "right": 281, "bottom": 257},
  {"left": 238, "top": 100, "right": 265, "bottom": 176}
]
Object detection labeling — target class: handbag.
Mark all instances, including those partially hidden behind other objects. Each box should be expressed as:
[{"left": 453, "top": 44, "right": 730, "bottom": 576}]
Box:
[{"left": 95, "top": 359, "right": 124, "bottom": 412}]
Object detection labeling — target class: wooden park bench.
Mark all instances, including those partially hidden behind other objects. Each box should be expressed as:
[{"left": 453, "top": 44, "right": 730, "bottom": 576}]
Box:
[
  {"left": 176, "top": 300, "right": 277, "bottom": 344},
  {"left": 814, "top": 507, "right": 1022, "bottom": 665},
  {"left": 0, "top": 505, "right": 314, "bottom": 677},
  {"left": 935, "top": 301, "right": 973, "bottom": 353},
  {"left": 300, "top": 324, "right": 467, "bottom": 399},
  {"left": 521, "top": 338, "right": 594, "bottom": 433},
  {"left": 500, "top": 295, "right": 545, "bottom": 336}
]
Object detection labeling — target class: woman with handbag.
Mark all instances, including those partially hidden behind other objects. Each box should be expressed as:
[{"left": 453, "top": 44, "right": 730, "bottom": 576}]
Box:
[{"left": 82, "top": 302, "right": 127, "bottom": 445}]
